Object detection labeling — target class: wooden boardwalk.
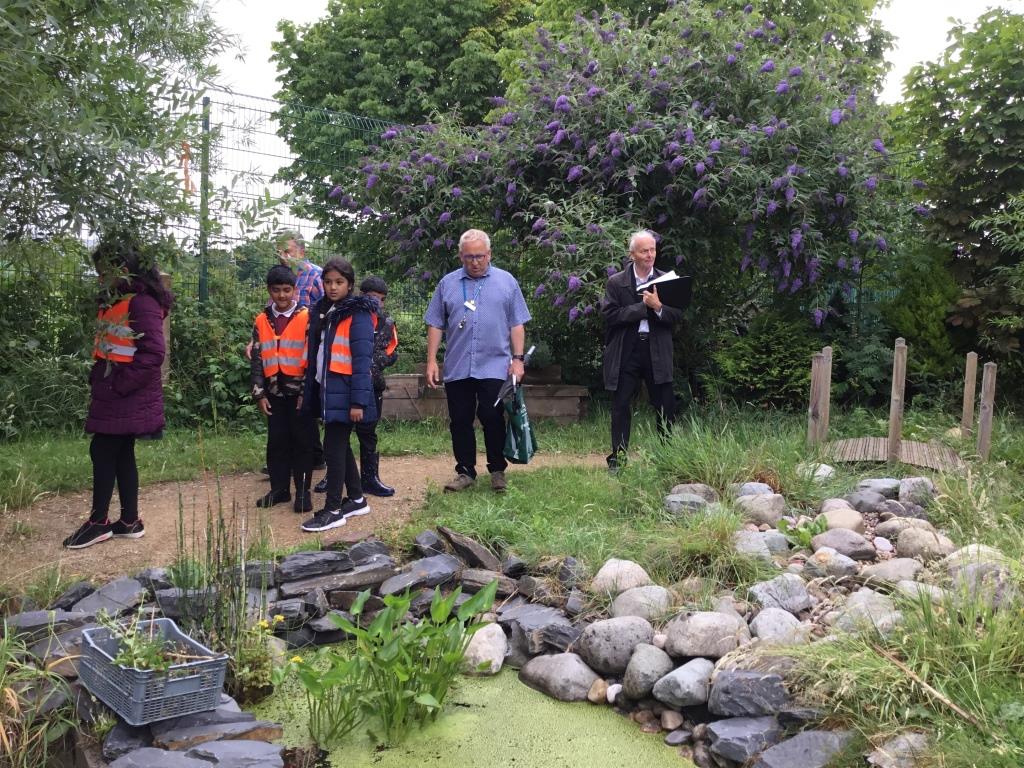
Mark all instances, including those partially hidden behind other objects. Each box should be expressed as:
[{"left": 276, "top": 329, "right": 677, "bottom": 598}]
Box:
[{"left": 826, "top": 437, "right": 965, "bottom": 472}]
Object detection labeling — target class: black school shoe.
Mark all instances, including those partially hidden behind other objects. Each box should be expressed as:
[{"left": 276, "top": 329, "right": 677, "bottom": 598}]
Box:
[
  {"left": 301, "top": 507, "right": 347, "bottom": 532},
  {"left": 111, "top": 519, "right": 145, "bottom": 539},
  {"left": 293, "top": 492, "right": 313, "bottom": 513},
  {"left": 314, "top": 477, "right": 328, "bottom": 493},
  {"left": 63, "top": 520, "right": 113, "bottom": 549},
  {"left": 257, "top": 490, "right": 291, "bottom": 508},
  {"left": 340, "top": 497, "right": 370, "bottom": 518}
]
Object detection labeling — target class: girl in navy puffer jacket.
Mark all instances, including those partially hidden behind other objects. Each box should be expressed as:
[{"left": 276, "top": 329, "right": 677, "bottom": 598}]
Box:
[{"left": 300, "top": 258, "right": 378, "bottom": 532}]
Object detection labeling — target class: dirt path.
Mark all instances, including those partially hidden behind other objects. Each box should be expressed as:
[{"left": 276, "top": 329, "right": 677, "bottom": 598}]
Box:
[{"left": 0, "top": 453, "right": 605, "bottom": 590}]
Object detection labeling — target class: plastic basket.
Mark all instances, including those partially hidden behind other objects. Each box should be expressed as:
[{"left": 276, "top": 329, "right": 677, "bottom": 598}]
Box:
[{"left": 80, "top": 618, "right": 228, "bottom": 726}]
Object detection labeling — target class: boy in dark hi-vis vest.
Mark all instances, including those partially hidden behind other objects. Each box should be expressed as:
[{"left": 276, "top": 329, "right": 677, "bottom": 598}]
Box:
[{"left": 251, "top": 265, "right": 314, "bottom": 512}]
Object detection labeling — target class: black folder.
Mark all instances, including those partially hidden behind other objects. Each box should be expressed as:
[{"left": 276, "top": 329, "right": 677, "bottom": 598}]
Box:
[{"left": 636, "top": 271, "right": 693, "bottom": 310}]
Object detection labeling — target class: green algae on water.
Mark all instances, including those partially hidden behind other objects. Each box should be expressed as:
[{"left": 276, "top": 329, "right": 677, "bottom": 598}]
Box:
[{"left": 251, "top": 668, "right": 693, "bottom": 768}]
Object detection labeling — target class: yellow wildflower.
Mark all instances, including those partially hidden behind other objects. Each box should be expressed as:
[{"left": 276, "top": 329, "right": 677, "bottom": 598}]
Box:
[
  {"left": 290, "top": 655, "right": 303, "bottom": 664},
  {"left": 273, "top": 614, "right": 285, "bottom": 624},
  {"left": 258, "top": 619, "right": 270, "bottom": 630}
]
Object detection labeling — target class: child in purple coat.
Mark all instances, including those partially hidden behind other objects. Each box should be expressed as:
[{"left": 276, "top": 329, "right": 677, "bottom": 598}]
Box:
[{"left": 63, "top": 232, "right": 174, "bottom": 549}]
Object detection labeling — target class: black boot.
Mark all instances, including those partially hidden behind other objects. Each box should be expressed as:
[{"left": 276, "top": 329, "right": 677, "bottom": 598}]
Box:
[{"left": 361, "top": 451, "right": 394, "bottom": 497}]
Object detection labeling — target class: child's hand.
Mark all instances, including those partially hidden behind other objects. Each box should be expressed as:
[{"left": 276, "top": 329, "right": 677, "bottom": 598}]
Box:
[
  {"left": 258, "top": 398, "right": 271, "bottom": 416},
  {"left": 350, "top": 407, "right": 363, "bottom": 422}
]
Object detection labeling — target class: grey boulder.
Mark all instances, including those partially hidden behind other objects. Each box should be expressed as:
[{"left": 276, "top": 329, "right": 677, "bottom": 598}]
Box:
[
  {"left": 670, "top": 483, "right": 719, "bottom": 502},
  {"left": 867, "top": 731, "right": 930, "bottom": 768},
  {"left": 896, "top": 528, "right": 955, "bottom": 562},
  {"left": 610, "top": 585, "right": 674, "bottom": 621},
  {"left": 857, "top": 478, "right": 901, "bottom": 498},
  {"left": 664, "top": 493, "right": 708, "bottom": 515},
  {"left": 462, "top": 622, "right": 507, "bottom": 676},
  {"left": 802, "top": 547, "right": 859, "bottom": 579},
  {"left": 749, "top": 608, "right": 809, "bottom": 645},
  {"left": 590, "top": 558, "right": 652, "bottom": 595},
  {"left": 810, "top": 529, "right": 875, "bottom": 561},
  {"left": 734, "top": 530, "right": 772, "bottom": 562},
  {"left": 708, "top": 670, "right": 791, "bottom": 717},
  {"left": 749, "top": 573, "right": 814, "bottom": 615},
  {"left": 729, "top": 482, "right": 775, "bottom": 497},
  {"left": 834, "top": 589, "right": 902, "bottom": 635},
  {"left": 845, "top": 490, "right": 887, "bottom": 514},
  {"left": 861, "top": 559, "right": 924, "bottom": 586},
  {"left": 736, "top": 494, "right": 786, "bottom": 525},
  {"left": 707, "top": 716, "right": 783, "bottom": 763},
  {"left": 622, "top": 643, "right": 675, "bottom": 700},
  {"left": 518, "top": 653, "right": 598, "bottom": 701},
  {"left": 576, "top": 616, "right": 654, "bottom": 676},
  {"left": 752, "top": 729, "right": 854, "bottom": 768},
  {"left": 652, "top": 657, "right": 715, "bottom": 708},
  {"left": 898, "top": 477, "right": 935, "bottom": 506},
  {"left": 664, "top": 611, "right": 750, "bottom": 659}
]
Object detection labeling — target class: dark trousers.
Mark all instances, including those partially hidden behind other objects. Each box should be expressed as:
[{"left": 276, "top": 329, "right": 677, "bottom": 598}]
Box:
[
  {"left": 89, "top": 434, "right": 138, "bottom": 523},
  {"left": 444, "top": 377, "right": 507, "bottom": 478},
  {"left": 610, "top": 338, "right": 675, "bottom": 459},
  {"left": 266, "top": 394, "right": 314, "bottom": 496},
  {"left": 354, "top": 391, "right": 385, "bottom": 458},
  {"left": 324, "top": 422, "right": 361, "bottom": 511}
]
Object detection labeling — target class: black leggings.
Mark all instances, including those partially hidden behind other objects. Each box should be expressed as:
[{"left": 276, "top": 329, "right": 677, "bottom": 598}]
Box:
[{"left": 89, "top": 433, "right": 139, "bottom": 523}]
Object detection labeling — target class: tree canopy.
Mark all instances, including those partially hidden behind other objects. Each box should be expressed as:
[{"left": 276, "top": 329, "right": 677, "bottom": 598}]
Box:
[
  {"left": 327, "top": 3, "right": 906, "bottom": 334},
  {"left": 897, "top": 9, "right": 1024, "bottom": 354},
  {"left": 0, "top": 0, "right": 231, "bottom": 237}
]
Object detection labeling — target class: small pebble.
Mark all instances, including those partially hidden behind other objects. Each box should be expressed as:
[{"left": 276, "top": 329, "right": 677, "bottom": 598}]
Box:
[
  {"left": 607, "top": 683, "right": 622, "bottom": 705},
  {"left": 665, "top": 729, "right": 692, "bottom": 747}
]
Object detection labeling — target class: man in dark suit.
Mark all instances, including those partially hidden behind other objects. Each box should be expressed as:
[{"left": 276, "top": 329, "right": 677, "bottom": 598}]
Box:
[{"left": 601, "top": 230, "right": 683, "bottom": 470}]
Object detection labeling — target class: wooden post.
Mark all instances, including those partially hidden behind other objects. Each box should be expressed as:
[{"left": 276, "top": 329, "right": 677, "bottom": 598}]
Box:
[
  {"left": 807, "top": 352, "right": 825, "bottom": 445},
  {"left": 977, "top": 362, "right": 997, "bottom": 460},
  {"left": 961, "top": 352, "right": 978, "bottom": 438},
  {"left": 887, "top": 338, "right": 907, "bottom": 463},
  {"left": 820, "top": 346, "right": 833, "bottom": 444}
]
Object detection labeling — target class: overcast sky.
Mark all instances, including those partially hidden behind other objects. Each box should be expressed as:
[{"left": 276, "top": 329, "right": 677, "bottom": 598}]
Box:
[{"left": 212, "top": 0, "right": 1024, "bottom": 105}]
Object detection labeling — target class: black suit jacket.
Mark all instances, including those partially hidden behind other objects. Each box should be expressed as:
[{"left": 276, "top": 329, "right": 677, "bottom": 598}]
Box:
[{"left": 600, "top": 266, "right": 683, "bottom": 391}]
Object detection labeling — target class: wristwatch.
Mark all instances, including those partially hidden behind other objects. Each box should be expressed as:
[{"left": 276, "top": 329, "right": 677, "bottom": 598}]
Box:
[{"left": 512, "top": 354, "right": 525, "bottom": 361}]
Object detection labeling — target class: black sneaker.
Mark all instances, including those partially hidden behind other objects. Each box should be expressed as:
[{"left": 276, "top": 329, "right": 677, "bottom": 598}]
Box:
[
  {"left": 314, "top": 477, "right": 328, "bottom": 493},
  {"left": 111, "top": 519, "right": 145, "bottom": 539},
  {"left": 63, "top": 520, "right": 112, "bottom": 549},
  {"left": 340, "top": 497, "right": 370, "bottom": 518},
  {"left": 313, "top": 461, "right": 327, "bottom": 471},
  {"left": 301, "top": 508, "right": 347, "bottom": 533},
  {"left": 293, "top": 492, "right": 313, "bottom": 513},
  {"left": 257, "top": 490, "right": 291, "bottom": 508}
]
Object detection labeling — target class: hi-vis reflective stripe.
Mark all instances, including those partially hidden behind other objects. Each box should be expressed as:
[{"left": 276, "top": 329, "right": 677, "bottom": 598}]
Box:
[
  {"left": 328, "top": 313, "right": 377, "bottom": 374},
  {"left": 94, "top": 297, "right": 136, "bottom": 363},
  {"left": 255, "top": 308, "right": 309, "bottom": 377},
  {"left": 385, "top": 324, "right": 398, "bottom": 356}
]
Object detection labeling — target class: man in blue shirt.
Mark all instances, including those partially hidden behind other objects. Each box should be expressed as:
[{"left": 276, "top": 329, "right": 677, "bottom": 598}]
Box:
[{"left": 425, "top": 229, "right": 531, "bottom": 493}]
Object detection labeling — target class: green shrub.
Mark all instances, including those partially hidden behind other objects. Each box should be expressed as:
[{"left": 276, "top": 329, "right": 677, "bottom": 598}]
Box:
[
  {"left": 0, "top": 347, "right": 91, "bottom": 438},
  {"left": 881, "top": 245, "right": 960, "bottom": 395},
  {"left": 706, "top": 311, "right": 822, "bottom": 409}
]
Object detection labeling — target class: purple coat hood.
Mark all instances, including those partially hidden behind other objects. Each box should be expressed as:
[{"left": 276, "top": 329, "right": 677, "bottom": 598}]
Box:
[{"left": 85, "top": 292, "right": 167, "bottom": 436}]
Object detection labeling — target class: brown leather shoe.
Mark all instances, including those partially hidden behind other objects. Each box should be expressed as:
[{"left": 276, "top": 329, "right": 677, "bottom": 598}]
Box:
[
  {"left": 443, "top": 473, "right": 475, "bottom": 492},
  {"left": 490, "top": 471, "right": 507, "bottom": 493}
]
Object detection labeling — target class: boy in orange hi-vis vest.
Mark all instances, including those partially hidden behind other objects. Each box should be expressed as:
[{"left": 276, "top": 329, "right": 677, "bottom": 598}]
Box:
[{"left": 251, "top": 265, "right": 314, "bottom": 512}]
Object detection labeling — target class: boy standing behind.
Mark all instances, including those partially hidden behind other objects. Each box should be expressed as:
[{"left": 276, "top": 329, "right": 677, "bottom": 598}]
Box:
[{"left": 252, "top": 265, "right": 314, "bottom": 512}]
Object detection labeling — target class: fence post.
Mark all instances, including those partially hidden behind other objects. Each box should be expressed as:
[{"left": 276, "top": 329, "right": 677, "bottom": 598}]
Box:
[
  {"left": 887, "top": 338, "right": 907, "bottom": 463},
  {"left": 961, "top": 352, "right": 978, "bottom": 438},
  {"left": 820, "top": 346, "right": 833, "bottom": 445},
  {"left": 198, "top": 95, "right": 211, "bottom": 305},
  {"left": 807, "top": 352, "right": 824, "bottom": 445},
  {"left": 977, "top": 362, "right": 997, "bottom": 460}
]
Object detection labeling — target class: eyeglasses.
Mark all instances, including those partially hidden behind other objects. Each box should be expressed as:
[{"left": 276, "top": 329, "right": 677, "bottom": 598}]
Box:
[{"left": 461, "top": 253, "right": 488, "bottom": 262}]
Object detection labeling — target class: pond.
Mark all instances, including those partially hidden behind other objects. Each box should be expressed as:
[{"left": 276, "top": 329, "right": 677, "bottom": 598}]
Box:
[{"left": 251, "top": 667, "right": 691, "bottom": 767}]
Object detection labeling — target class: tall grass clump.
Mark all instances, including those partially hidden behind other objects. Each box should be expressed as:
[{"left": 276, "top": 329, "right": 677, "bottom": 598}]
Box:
[{"left": 788, "top": 585, "right": 1024, "bottom": 768}]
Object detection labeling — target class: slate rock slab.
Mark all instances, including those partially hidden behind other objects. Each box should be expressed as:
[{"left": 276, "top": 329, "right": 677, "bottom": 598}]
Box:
[
  {"left": 134, "top": 567, "right": 174, "bottom": 592},
  {"left": 622, "top": 643, "right": 675, "bottom": 700},
  {"left": 590, "top": 558, "right": 653, "bottom": 595},
  {"left": 811, "top": 529, "right": 875, "bottom": 561},
  {"left": 150, "top": 708, "right": 283, "bottom": 751},
  {"left": 501, "top": 554, "right": 528, "bottom": 579},
  {"left": 413, "top": 530, "right": 448, "bottom": 558},
  {"left": 278, "top": 554, "right": 397, "bottom": 598},
  {"left": 707, "top": 716, "right": 783, "bottom": 763},
  {"left": 6, "top": 610, "right": 93, "bottom": 643},
  {"left": 186, "top": 739, "right": 284, "bottom": 768},
  {"left": 576, "top": 616, "right": 654, "bottom": 676},
  {"left": 664, "top": 611, "right": 750, "bottom": 659},
  {"left": 749, "top": 573, "right": 814, "bottom": 615},
  {"left": 438, "top": 526, "right": 501, "bottom": 571},
  {"left": 103, "top": 721, "right": 153, "bottom": 762},
  {"left": 519, "top": 653, "right": 599, "bottom": 701},
  {"left": 752, "top": 729, "right": 854, "bottom": 768},
  {"left": 154, "top": 588, "right": 219, "bottom": 621},
  {"left": 72, "top": 578, "right": 145, "bottom": 616},
  {"left": 378, "top": 554, "right": 462, "bottom": 596},
  {"left": 277, "top": 551, "right": 354, "bottom": 583},
  {"left": 30, "top": 623, "right": 99, "bottom": 678},
  {"left": 109, "top": 748, "right": 209, "bottom": 768},
  {"left": 708, "top": 670, "right": 791, "bottom": 717},
  {"left": 461, "top": 568, "right": 518, "bottom": 596},
  {"left": 652, "top": 657, "right": 715, "bottom": 708},
  {"left": 49, "top": 582, "right": 96, "bottom": 611},
  {"left": 496, "top": 601, "right": 571, "bottom": 634},
  {"left": 344, "top": 539, "right": 391, "bottom": 564}
]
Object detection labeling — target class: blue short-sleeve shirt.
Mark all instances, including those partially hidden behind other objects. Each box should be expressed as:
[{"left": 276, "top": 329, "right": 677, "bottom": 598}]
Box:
[{"left": 424, "top": 265, "right": 531, "bottom": 382}]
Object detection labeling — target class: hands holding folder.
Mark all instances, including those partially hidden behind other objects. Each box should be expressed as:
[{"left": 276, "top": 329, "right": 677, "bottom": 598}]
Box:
[{"left": 636, "top": 270, "right": 693, "bottom": 310}]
